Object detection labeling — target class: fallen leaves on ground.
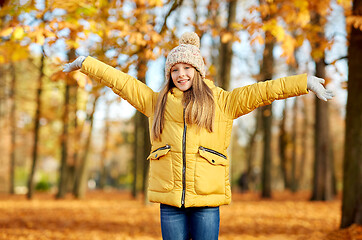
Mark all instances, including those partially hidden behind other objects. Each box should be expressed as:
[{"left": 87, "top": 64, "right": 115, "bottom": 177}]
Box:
[{"left": 0, "top": 190, "right": 360, "bottom": 240}]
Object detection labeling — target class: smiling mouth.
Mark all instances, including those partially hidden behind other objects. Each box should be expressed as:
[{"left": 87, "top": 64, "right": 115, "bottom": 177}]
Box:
[{"left": 178, "top": 79, "right": 189, "bottom": 84}]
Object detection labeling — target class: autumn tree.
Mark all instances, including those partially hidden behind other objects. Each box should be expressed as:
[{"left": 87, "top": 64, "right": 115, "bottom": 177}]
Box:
[
  {"left": 256, "top": 0, "right": 277, "bottom": 198},
  {"left": 26, "top": 2, "right": 56, "bottom": 199},
  {"left": 27, "top": 49, "right": 45, "bottom": 199},
  {"left": 341, "top": 0, "right": 362, "bottom": 228},
  {"left": 8, "top": 63, "right": 16, "bottom": 194},
  {"left": 307, "top": 1, "right": 334, "bottom": 201},
  {"left": 0, "top": 2, "right": 32, "bottom": 194},
  {"left": 217, "top": 0, "right": 237, "bottom": 90},
  {"left": 51, "top": 0, "right": 120, "bottom": 198}
]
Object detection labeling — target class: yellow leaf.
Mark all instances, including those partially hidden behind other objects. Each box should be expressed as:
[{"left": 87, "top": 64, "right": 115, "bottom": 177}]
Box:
[
  {"left": 73, "top": 71, "right": 91, "bottom": 88},
  {"left": 337, "top": 0, "right": 352, "bottom": 8},
  {"left": 129, "top": 32, "right": 146, "bottom": 46},
  {"left": 273, "top": 25, "right": 285, "bottom": 42},
  {"left": 294, "top": 0, "right": 308, "bottom": 10},
  {"left": 36, "top": 33, "right": 45, "bottom": 45},
  {"left": 0, "top": 27, "right": 13, "bottom": 37},
  {"left": 45, "top": 29, "right": 56, "bottom": 38},
  {"left": 311, "top": 49, "right": 324, "bottom": 61},
  {"left": 150, "top": 32, "right": 162, "bottom": 43},
  {"left": 221, "top": 32, "right": 233, "bottom": 43},
  {"left": 50, "top": 70, "right": 65, "bottom": 82},
  {"left": 262, "top": 19, "right": 285, "bottom": 42},
  {"left": 13, "top": 27, "right": 24, "bottom": 40},
  {"left": 281, "top": 35, "right": 296, "bottom": 64},
  {"left": 156, "top": 0, "right": 163, "bottom": 6},
  {"left": 251, "top": 35, "right": 264, "bottom": 46},
  {"left": 11, "top": 46, "right": 29, "bottom": 61},
  {"left": 297, "top": 10, "right": 310, "bottom": 27},
  {"left": 257, "top": 35, "right": 264, "bottom": 45},
  {"left": 149, "top": 0, "right": 163, "bottom": 7},
  {"left": 52, "top": 0, "right": 78, "bottom": 12},
  {"left": 295, "top": 34, "right": 305, "bottom": 47},
  {"left": 231, "top": 23, "right": 244, "bottom": 31}
]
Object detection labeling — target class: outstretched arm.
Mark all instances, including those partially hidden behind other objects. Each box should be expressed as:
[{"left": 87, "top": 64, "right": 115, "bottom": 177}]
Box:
[
  {"left": 63, "top": 56, "right": 156, "bottom": 117},
  {"left": 218, "top": 74, "right": 334, "bottom": 119}
]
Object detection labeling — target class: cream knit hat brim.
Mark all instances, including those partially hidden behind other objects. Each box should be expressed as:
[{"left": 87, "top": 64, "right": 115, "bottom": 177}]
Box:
[{"left": 165, "top": 32, "right": 205, "bottom": 82}]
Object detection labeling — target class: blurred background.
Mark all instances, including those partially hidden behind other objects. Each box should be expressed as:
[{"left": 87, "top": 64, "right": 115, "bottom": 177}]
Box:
[{"left": 0, "top": 0, "right": 361, "bottom": 229}]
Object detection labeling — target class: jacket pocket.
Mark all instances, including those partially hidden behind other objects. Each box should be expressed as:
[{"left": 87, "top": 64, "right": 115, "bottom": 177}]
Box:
[
  {"left": 195, "top": 146, "right": 228, "bottom": 195},
  {"left": 147, "top": 145, "right": 174, "bottom": 192}
]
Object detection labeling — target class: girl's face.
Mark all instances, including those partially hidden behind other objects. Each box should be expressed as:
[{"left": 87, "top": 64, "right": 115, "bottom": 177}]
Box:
[{"left": 171, "top": 63, "right": 195, "bottom": 91}]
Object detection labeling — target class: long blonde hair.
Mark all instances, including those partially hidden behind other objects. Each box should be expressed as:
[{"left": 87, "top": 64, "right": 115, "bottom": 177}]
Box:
[{"left": 152, "top": 69, "right": 215, "bottom": 141}]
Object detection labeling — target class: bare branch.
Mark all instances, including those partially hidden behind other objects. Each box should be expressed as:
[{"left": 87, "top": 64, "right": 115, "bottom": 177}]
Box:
[
  {"left": 325, "top": 56, "right": 348, "bottom": 65},
  {"left": 159, "top": 0, "right": 184, "bottom": 35}
]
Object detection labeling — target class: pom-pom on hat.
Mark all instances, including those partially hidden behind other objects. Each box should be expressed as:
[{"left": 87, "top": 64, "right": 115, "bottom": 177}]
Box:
[{"left": 165, "top": 32, "right": 205, "bottom": 83}]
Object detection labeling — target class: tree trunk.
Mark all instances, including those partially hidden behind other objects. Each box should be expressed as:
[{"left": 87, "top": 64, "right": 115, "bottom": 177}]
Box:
[
  {"left": 291, "top": 98, "right": 299, "bottom": 192},
  {"left": 9, "top": 62, "right": 16, "bottom": 194},
  {"left": 244, "top": 109, "right": 261, "bottom": 191},
  {"left": 261, "top": 104, "right": 273, "bottom": 198},
  {"left": 27, "top": 53, "right": 45, "bottom": 199},
  {"left": 0, "top": 64, "right": 7, "bottom": 192},
  {"left": 279, "top": 100, "right": 291, "bottom": 189},
  {"left": 74, "top": 94, "right": 100, "bottom": 198},
  {"left": 57, "top": 81, "right": 70, "bottom": 198},
  {"left": 260, "top": 32, "right": 275, "bottom": 198},
  {"left": 299, "top": 97, "right": 309, "bottom": 188},
  {"left": 330, "top": 143, "right": 337, "bottom": 196},
  {"left": 206, "top": 0, "right": 221, "bottom": 82},
  {"left": 217, "top": 0, "right": 237, "bottom": 90},
  {"left": 99, "top": 100, "right": 110, "bottom": 189},
  {"left": 132, "top": 56, "right": 151, "bottom": 199},
  {"left": 341, "top": 0, "right": 362, "bottom": 227},
  {"left": 0, "top": 65, "right": 5, "bottom": 133},
  {"left": 72, "top": 97, "right": 85, "bottom": 195},
  {"left": 57, "top": 48, "right": 76, "bottom": 199},
  {"left": 68, "top": 84, "right": 79, "bottom": 192},
  {"left": 132, "top": 111, "right": 150, "bottom": 198},
  {"left": 309, "top": 11, "right": 333, "bottom": 201},
  {"left": 132, "top": 111, "right": 140, "bottom": 198},
  {"left": 311, "top": 60, "right": 333, "bottom": 201},
  {"left": 258, "top": 0, "right": 276, "bottom": 198}
]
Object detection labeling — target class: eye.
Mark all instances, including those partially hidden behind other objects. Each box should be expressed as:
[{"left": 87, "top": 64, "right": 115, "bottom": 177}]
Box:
[
  {"left": 171, "top": 69, "right": 178, "bottom": 72},
  {"left": 185, "top": 66, "right": 190, "bottom": 69}
]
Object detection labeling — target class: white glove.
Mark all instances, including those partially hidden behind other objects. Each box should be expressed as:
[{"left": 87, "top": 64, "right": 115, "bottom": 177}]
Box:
[
  {"left": 63, "top": 56, "right": 86, "bottom": 72},
  {"left": 307, "top": 76, "right": 334, "bottom": 101}
]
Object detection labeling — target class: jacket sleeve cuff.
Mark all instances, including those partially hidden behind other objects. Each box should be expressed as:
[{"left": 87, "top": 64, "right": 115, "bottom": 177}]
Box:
[{"left": 291, "top": 73, "right": 309, "bottom": 95}]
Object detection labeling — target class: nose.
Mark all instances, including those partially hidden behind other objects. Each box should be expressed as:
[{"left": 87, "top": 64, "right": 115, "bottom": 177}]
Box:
[{"left": 179, "top": 68, "right": 186, "bottom": 77}]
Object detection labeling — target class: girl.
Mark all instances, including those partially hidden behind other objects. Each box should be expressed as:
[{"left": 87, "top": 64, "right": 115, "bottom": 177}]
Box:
[{"left": 64, "top": 32, "right": 333, "bottom": 240}]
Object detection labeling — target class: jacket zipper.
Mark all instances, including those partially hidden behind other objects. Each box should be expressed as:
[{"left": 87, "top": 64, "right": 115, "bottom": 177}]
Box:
[
  {"left": 181, "top": 108, "right": 187, "bottom": 206},
  {"left": 199, "top": 146, "right": 227, "bottom": 159},
  {"left": 151, "top": 144, "right": 170, "bottom": 153}
]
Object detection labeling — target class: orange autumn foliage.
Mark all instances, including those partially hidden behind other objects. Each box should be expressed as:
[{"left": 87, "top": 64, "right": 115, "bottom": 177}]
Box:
[{"left": 0, "top": 191, "right": 360, "bottom": 240}]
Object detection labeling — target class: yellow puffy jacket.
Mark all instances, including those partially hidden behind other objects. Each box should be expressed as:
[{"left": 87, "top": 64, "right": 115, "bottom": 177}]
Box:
[{"left": 81, "top": 56, "right": 309, "bottom": 208}]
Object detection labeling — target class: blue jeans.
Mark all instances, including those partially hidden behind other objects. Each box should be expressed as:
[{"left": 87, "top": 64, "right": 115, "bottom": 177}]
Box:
[{"left": 160, "top": 204, "right": 220, "bottom": 240}]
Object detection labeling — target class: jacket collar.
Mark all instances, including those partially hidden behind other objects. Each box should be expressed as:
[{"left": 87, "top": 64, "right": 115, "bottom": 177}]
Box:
[{"left": 204, "top": 79, "right": 215, "bottom": 89}]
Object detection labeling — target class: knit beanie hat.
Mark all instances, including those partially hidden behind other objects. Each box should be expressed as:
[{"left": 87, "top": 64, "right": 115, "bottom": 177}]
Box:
[{"left": 165, "top": 32, "right": 205, "bottom": 83}]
